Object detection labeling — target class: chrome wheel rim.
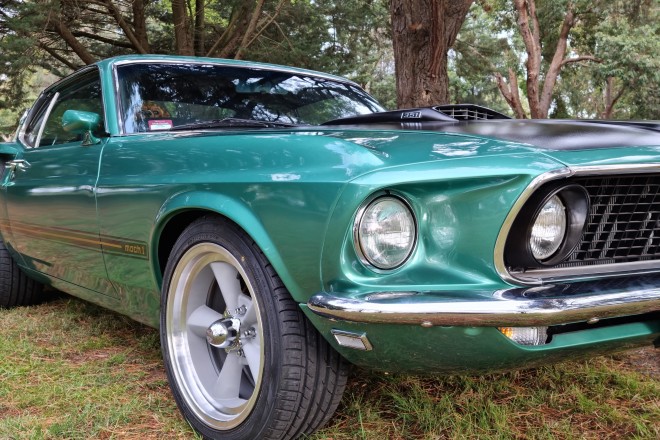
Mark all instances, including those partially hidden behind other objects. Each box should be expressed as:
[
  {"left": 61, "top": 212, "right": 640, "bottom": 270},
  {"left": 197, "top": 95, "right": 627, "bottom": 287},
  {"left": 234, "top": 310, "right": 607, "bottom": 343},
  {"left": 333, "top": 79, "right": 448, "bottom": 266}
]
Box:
[{"left": 166, "top": 243, "right": 264, "bottom": 429}]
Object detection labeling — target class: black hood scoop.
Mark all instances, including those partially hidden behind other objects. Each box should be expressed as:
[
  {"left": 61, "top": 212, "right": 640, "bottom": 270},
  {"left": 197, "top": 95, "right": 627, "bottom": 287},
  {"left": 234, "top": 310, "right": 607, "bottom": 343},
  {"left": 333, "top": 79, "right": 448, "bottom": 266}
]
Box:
[{"left": 321, "top": 104, "right": 510, "bottom": 126}]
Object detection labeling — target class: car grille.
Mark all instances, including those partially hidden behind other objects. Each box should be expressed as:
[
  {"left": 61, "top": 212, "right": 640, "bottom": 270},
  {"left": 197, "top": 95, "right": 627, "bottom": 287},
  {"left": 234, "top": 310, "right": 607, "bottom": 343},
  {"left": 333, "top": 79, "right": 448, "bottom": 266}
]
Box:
[{"left": 558, "top": 174, "right": 660, "bottom": 267}]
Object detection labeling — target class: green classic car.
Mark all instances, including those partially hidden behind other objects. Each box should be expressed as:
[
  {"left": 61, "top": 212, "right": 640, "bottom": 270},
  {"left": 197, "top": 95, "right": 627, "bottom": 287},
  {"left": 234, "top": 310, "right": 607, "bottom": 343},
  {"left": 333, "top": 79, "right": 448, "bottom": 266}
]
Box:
[{"left": 1, "top": 55, "right": 658, "bottom": 439}]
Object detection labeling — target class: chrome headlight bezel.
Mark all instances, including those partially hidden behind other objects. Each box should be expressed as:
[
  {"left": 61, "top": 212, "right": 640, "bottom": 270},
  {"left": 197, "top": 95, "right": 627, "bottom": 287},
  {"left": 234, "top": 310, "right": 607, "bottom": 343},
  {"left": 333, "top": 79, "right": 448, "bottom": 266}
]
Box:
[
  {"left": 353, "top": 193, "right": 418, "bottom": 271},
  {"left": 506, "top": 184, "right": 590, "bottom": 268}
]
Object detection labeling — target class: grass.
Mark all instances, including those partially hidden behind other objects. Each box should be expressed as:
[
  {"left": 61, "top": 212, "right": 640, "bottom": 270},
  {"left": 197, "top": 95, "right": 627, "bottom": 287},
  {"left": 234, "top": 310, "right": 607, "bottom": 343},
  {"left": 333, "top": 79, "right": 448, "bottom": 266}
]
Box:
[{"left": 0, "top": 296, "right": 658, "bottom": 440}]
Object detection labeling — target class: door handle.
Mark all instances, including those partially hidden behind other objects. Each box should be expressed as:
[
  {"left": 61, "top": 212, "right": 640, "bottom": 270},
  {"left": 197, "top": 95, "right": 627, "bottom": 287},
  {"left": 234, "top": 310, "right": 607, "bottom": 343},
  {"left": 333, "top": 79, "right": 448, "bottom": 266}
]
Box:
[{"left": 6, "top": 159, "right": 31, "bottom": 172}]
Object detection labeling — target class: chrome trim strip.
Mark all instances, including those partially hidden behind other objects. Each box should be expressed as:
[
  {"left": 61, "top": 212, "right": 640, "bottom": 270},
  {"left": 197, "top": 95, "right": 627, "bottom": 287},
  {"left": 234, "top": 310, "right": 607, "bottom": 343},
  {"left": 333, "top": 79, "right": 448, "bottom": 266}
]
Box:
[
  {"left": 110, "top": 58, "right": 360, "bottom": 136},
  {"left": 34, "top": 92, "right": 59, "bottom": 148},
  {"left": 493, "top": 167, "right": 573, "bottom": 285},
  {"left": 112, "top": 64, "right": 124, "bottom": 135},
  {"left": 494, "top": 164, "right": 660, "bottom": 286},
  {"left": 307, "top": 288, "right": 660, "bottom": 327},
  {"left": 110, "top": 58, "right": 359, "bottom": 87},
  {"left": 513, "top": 261, "right": 660, "bottom": 283}
]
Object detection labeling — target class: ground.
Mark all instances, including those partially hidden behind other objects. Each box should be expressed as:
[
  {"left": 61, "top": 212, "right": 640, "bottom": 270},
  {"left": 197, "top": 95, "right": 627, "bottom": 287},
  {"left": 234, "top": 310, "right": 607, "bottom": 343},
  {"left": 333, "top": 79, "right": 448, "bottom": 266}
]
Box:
[{"left": 0, "top": 295, "right": 657, "bottom": 439}]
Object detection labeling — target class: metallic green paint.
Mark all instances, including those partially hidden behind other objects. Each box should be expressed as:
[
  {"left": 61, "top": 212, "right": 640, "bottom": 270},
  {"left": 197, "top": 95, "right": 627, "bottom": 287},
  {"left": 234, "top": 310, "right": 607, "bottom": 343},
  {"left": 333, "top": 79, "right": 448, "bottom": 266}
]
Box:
[
  {"left": 0, "top": 55, "right": 657, "bottom": 372},
  {"left": 61, "top": 110, "right": 102, "bottom": 146},
  {"left": 302, "top": 305, "right": 659, "bottom": 374},
  {"left": 3, "top": 138, "right": 117, "bottom": 297},
  {"left": 0, "top": 143, "right": 19, "bottom": 157}
]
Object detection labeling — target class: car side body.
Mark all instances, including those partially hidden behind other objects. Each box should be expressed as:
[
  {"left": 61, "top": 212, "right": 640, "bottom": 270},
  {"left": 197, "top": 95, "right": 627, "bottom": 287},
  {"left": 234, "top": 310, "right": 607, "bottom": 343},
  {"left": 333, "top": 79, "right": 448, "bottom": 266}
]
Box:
[{"left": 1, "top": 55, "right": 658, "bottom": 439}]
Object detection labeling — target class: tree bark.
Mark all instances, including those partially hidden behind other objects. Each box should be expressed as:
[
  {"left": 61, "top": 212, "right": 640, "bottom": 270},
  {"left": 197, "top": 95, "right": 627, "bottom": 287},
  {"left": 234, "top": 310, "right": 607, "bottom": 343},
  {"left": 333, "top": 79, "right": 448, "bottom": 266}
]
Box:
[
  {"left": 132, "top": 0, "right": 151, "bottom": 53},
  {"left": 498, "top": 0, "right": 599, "bottom": 119},
  {"left": 390, "top": 0, "right": 474, "bottom": 108},
  {"left": 538, "top": 2, "right": 575, "bottom": 118},
  {"left": 39, "top": 43, "right": 81, "bottom": 70},
  {"left": 206, "top": 1, "right": 256, "bottom": 58},
  {"left": 513, "top": 0, "right": 542, "bottom": 117},
  {"left": 46, "top": 13, "right": 96, "bottom": 64},
  {"left": 235, "top": 0, "right": 265, "bottom": 60},
  {"left": 101, "top": 0, "right": 148, "bottom": 54},
  {"left": 172, "top": 0, "right": 194, "bottom": 55},
  {"left": 194, "top": 0, "right": 205, "bottom": 56},
  {"left": 601, "top": 77, "right": 624, "bottom": 119},
  {"left": 495, "top": 68, "right": 526, "bottom": 118}
]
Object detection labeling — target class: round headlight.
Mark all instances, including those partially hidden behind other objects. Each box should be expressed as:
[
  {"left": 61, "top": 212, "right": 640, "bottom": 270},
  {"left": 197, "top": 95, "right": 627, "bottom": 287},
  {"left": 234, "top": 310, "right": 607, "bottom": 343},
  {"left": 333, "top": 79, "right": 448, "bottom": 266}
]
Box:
[
  {"left": 356, "top": 196, "right": 416, "bottom": 270},
  {"left": 529, "top": 195, "right": 567, "bottom": 261}
]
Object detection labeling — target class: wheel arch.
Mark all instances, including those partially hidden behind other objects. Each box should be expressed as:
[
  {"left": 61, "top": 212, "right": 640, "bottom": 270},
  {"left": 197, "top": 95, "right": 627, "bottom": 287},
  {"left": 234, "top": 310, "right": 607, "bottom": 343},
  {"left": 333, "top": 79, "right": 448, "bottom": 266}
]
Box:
[{"left": 152, "top": 191, "right": 295, "bottom": 295}]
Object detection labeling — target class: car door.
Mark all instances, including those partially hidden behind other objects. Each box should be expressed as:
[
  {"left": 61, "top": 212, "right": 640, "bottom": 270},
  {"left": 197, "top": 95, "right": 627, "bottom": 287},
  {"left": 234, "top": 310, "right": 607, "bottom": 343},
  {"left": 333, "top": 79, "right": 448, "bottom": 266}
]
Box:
[{"left": 3, "top": 67, "right": 117, "bottom": 297}]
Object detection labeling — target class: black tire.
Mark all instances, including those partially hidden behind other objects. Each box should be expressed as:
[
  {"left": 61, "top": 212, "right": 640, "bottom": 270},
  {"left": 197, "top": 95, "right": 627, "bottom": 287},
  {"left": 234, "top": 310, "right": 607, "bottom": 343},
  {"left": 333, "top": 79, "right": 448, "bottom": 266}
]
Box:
[
  {"left": 160, "top": 215, "right": 348, "bottom": 439},
  {"left": 0, "top": 240, "right": 44, "bottom": 308}
]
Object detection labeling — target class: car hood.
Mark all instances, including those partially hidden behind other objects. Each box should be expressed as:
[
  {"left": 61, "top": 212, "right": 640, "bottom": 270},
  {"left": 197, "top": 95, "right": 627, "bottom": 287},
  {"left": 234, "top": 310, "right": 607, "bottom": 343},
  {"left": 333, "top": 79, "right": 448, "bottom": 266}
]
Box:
[
  {"left": 311, "top": 119, "right": 660, "bottom": 169},
  {"left": 319, "top": 119, "right": 660, "bottom": 151}
]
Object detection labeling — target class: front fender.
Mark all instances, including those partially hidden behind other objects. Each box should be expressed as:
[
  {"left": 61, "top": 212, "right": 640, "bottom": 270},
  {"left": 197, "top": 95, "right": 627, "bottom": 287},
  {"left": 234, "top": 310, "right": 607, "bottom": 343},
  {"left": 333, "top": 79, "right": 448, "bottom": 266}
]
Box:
[{"left": 153, "top": 190, "right": 296, "bottom": 297}]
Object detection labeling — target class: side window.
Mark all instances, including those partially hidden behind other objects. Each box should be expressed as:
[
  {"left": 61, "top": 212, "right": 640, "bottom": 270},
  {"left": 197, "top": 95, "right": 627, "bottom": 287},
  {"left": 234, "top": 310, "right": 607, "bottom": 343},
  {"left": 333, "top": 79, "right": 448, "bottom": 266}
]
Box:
[
  {"left": 20, "top": 93, "right": 55, "bottom": 148},
  {"left": 39, "top": 72, "right": 105, "bottom": 147}
]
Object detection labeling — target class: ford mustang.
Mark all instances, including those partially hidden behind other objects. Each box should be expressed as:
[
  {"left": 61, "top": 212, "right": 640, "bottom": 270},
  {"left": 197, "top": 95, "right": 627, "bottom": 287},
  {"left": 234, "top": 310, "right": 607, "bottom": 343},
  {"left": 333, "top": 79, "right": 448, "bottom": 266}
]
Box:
[{"left": 1, "top": 55, "right": 658, "bottom": 439}]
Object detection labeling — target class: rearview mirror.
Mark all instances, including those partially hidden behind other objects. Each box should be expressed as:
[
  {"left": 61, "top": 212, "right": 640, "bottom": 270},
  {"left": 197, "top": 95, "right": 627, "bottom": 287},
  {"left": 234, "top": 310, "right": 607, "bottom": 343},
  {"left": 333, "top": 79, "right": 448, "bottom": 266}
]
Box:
[{"left": 62, "top": 110, "right": 102, "bottom": 146}]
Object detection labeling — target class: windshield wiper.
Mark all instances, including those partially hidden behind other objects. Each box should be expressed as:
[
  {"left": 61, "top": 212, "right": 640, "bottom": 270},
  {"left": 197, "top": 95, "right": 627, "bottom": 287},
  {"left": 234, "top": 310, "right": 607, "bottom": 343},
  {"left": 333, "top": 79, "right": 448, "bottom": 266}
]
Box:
[{"left": 170, "top": 118, "right": 298, "bottom": 131}]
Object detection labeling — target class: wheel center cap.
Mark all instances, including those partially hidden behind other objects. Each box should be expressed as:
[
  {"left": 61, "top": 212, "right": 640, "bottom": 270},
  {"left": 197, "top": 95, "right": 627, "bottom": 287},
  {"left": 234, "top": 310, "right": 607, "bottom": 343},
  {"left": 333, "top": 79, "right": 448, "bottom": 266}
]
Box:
[{"left": 206, "top": 318, "right": 241, "bottom": 348}]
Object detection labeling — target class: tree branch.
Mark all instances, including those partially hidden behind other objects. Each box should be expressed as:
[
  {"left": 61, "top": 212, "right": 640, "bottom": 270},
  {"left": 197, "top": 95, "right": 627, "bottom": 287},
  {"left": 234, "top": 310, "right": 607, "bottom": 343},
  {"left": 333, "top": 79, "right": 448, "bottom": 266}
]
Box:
[
  {"left": 602, "top": 77, "right": 626, "bottom": 119},
  {"left": 514, "top": 0, "right": 542, "bottom": 117},
  {"left": 72, "top": 30, "right": 133, "bottom": 48},
  {"left": 495, "top": 68, "right": 526, "bottom": 118},
  {"left": 100, "top": 0, "right": 148, "bottom": 54},
  {"left": 38, "top": 43, "right": 79, "bottom": 70},
  {"left": 539, "top": 1, "right": 576, "bottom": 117},
  {"left": 245, "top": 0, "right": 288, "bottom": 50},
  {"left": 235, "top": 0, "right": 265, "bottom": 60},
  {"left": 45, "top": 11, "right": 95, "bottom": 64},
  {"left": 206, "top": 2, "right": 252, "bottom": 58},
  {"left": 561, "top": 55, "right": 600, "bottom": 66}
]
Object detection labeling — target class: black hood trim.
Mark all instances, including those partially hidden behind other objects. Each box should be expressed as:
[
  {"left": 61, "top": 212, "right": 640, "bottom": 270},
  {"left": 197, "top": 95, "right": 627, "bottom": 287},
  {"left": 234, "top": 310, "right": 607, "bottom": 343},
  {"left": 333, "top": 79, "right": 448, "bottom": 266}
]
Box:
[{"left": 322, "top": 118, "right": 660, "bottom": 151}]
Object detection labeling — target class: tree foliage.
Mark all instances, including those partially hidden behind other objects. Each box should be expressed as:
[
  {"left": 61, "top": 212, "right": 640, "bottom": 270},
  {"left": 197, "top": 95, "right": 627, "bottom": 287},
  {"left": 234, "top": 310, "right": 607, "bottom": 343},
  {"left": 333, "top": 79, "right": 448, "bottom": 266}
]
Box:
[
  {"left": 1, "top": 0, "right": 658, "bottom": 136},
  {"left": 457, "top": 0, "right": 659, "bottom": 119},
  {"left": 0, "top": 0, "right": 391, "bottom": 129}
]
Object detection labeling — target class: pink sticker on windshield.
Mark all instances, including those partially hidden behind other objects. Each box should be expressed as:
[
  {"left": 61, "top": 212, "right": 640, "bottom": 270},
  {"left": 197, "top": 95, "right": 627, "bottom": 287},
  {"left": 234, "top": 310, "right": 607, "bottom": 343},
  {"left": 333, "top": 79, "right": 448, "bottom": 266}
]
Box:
[{"left": 148, "top": 119, "right": 173, "bottom": 130}]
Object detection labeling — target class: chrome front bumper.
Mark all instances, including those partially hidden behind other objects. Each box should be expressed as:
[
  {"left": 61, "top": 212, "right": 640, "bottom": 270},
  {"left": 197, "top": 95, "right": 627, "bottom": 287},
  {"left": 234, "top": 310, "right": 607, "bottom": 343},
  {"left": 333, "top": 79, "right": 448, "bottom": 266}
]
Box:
[{"left": 307, "top": 280, "right": 660, "bottom": 327}]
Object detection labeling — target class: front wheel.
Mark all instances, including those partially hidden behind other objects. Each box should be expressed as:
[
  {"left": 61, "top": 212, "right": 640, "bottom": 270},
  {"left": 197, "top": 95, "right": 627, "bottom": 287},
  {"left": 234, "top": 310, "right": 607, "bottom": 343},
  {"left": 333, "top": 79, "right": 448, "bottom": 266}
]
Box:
[{"left": 160, "top": 216, "right": 348, "bottom": 439}]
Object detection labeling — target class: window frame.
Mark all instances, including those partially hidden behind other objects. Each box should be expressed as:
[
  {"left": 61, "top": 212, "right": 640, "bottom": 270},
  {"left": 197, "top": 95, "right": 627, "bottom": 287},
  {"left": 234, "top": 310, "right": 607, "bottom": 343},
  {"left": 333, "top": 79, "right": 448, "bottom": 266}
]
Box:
[
  {"left": 111, "top": 59, "right": 382, "bottom": 136},
  {"left": 18, "top": 65, "right": 106, "bottom": 149}
]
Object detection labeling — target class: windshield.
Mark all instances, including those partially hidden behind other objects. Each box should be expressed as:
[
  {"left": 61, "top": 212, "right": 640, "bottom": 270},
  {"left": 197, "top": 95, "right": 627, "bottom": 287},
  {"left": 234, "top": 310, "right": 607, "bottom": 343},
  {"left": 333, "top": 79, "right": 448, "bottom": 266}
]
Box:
[{"left": 116, "top": 63, "right": 384, "bottom": 134}]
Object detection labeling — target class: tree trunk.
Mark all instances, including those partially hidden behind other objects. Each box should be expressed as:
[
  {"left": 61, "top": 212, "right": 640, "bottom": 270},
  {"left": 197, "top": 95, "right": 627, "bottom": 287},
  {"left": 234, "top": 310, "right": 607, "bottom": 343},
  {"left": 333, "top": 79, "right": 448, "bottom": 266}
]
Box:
[
  {"left": 194, "top": 0, "right": 205, "bottom": 56},
  {"left": 538, "top": 1, "right": 575, "bottom": 118},
  {"left": 497, "top": 0, "right": 599, "bottom": 118},
  {"left": 172, "top": 0, "right": 194, "bottom": 55},
  {"left": 102, "top": 0, "right": 149, "bottom": 54},
  {"left": 206, "top": 1, "right": 256, "bottom": 58},
  {"left": 390, "top": 0, "right": 474, "bottom": 108},
  {"left": 601, "top": 77, "right": 624, "bottom": 119},
  {"left": 132, "top": 0, "right": 151, "bottom": 53}
]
